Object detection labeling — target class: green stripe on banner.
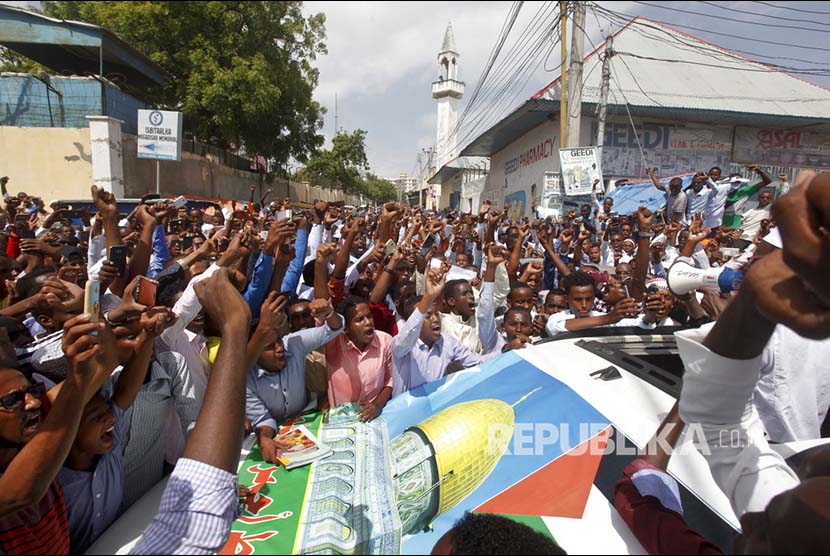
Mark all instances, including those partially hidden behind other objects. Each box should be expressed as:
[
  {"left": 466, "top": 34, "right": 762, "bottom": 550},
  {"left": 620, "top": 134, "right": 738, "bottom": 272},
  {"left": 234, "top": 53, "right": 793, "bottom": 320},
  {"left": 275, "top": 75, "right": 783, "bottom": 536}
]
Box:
[
  {"left": 219, "top": 412, "right": 323, "bottom": 555},
  {"left": 495, "top": 514, "right": 558, "bottom": 544}
]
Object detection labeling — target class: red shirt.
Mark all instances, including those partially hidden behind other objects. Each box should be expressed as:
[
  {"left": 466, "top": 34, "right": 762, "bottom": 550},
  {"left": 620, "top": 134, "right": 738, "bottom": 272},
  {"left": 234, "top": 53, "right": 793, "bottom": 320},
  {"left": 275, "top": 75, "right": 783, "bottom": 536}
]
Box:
[
  {"left": 614, "top": 462, "right": 722, "bottom": 555},
  {"left": 369, "top": 301, "right": 398, "bottom": 336},
  {"left": 0, "top": 479, "right": 71, "bottom": 555}
]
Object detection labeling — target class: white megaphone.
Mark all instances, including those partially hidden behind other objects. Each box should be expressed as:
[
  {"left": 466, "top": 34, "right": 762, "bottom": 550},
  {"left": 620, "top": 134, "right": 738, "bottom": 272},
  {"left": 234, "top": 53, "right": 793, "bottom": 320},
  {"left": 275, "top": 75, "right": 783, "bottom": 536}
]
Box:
[{"left": 667, "top": 260, "right": 743, "bottom": 296}]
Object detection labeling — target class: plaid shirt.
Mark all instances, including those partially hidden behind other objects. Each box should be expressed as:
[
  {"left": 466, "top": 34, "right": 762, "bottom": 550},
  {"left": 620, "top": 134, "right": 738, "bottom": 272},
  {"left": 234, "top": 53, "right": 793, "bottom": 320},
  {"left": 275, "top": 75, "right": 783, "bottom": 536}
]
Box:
[{"left": 129, "top": 458, "right": 239, "bottom": 555}]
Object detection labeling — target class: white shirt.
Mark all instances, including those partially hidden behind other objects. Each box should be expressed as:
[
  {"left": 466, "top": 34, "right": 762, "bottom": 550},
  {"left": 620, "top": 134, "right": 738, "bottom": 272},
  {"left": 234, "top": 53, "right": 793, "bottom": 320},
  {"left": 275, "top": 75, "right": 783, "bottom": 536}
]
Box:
[
  {"left": 704, "top": 178, "right": 741, "bottom": 229},
  {"left": 676, "top": 324, "right": 799, "bottom": 517},
  {"left": 754, "top": 326, "right": 830, "bottom": 443},
  {"left": 740, "top": 206, "right": 771, "bottom": 242},
  {"left": 545, "top": 309, "right": 656, "bottom": 336}
]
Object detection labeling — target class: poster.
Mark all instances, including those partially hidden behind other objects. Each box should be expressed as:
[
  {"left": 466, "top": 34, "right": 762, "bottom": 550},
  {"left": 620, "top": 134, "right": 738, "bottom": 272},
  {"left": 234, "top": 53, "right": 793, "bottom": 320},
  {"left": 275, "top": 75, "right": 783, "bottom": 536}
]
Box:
[
  {"left": 591, "top": 122, "right": 733, "bottom": 178},
  {"left": 559, "top": 147, "right": 602, "bottom": 196},
  {"left": 219, "top": 352, "right": 611, "bottom": 555},
  {"left": 732, "top": 126, "right": 830, "bottom": 169},
  {"left": 503, "top": 190, "right": 527, "bottom": 221}
]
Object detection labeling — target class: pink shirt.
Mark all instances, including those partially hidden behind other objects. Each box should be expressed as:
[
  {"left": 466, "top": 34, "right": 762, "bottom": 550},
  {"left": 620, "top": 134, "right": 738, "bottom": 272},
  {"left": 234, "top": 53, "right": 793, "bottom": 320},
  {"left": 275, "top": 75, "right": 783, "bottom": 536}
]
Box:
[{"left": 326, "top": 331, "right": 393, "bottom": 408}]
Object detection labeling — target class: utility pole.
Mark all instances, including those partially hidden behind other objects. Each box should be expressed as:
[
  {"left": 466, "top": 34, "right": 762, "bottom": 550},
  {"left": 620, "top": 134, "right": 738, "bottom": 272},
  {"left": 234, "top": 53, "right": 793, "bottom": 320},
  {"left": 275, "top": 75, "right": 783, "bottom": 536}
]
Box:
[
  {"left": 559, "top": 1, "right": 568, "bottom": 147},
  {"left": 595, "top": 34, "right": 614, "bottom": 191},
  {"left": 566, "top": 1, "right": 585, "bottom": 149}
]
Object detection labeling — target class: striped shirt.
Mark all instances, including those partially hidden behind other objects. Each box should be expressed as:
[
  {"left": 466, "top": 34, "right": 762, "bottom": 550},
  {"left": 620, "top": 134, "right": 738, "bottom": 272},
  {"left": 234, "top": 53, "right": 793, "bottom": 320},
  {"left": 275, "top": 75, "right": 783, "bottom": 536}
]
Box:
[
  {"left": 0, "top": 479, "right": 70, "bottom": 555},
  {"left": 129, "top": 458, "right": 239, "bottom": 555},
  {"left": 118, "top": 352, "right": 201, "bottom": 509}
]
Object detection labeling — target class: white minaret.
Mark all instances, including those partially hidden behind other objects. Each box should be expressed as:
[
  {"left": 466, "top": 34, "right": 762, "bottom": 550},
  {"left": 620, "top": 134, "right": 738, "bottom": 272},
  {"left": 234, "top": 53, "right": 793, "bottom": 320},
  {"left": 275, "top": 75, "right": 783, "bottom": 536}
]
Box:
[{"left": 432, "top": 22, "right": 465, "bottom": 169}]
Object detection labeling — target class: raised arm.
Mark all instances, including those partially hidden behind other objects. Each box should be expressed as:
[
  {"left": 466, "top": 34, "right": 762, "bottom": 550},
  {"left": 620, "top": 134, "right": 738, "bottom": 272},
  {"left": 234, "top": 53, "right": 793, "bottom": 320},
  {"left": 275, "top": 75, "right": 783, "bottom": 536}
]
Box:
[
  {"left": 0, "top": 314, "right": 117, "bottom": 518},
  {"left": 646, "top": 168, "right": 667, "bottom": 192}
]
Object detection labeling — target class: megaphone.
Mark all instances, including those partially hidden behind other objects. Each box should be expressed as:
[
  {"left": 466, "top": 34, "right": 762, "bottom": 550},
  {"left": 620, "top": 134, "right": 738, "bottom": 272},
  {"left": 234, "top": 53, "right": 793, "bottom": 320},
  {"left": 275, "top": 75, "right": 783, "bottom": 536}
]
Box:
[{"left": 667, "top": 260, "right": 743, "bottom": 296}]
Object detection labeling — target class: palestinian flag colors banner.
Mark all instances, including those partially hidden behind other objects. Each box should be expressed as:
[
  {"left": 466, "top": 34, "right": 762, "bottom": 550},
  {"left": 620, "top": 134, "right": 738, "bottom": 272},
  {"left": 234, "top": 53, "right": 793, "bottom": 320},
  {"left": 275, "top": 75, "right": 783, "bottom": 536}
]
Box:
[{"left": 220, "top": 350, "right": 736, "bottom": 555}]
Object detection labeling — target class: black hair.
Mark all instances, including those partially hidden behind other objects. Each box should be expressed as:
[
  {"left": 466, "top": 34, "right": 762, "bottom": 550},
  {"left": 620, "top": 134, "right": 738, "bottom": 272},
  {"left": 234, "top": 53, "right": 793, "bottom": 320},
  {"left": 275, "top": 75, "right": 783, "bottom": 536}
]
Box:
[
  {"left": 157, "top": 277, "right": 188, "bottom": 308},
  {"left": 669, "top": 177, "right": 683, "bottom": 188},
  {"left": 449, "top": 512, "right": 566, "bottom": 555},
  {"left": 391, "top": 279, "right": 415, "bottom": 302},
  {"left": 16, "top": 266, "right": 55, "bottom": 300},
  {"left": 508, "top": 281, "right": 532, "bottom": 298},
  {"left": 561, "top": 271, "right": 597, "bottom": 296},
  {"left": 286, "top": 298, "right": 310, "bottom": 312},
  {"left": 504, "top": 307, "right": 532, "bottom": 322},
  {"left": 302, "top": 260, "right": 316, "bottom": 287},
  {"left": 708, "top": 166, "right": 722, "bottom": 174},
  {"left": 545, "top": 289, "right": 566, "bottom": 301},
  {"left": 337, "top": 296, "right": 367, "bottom": 326},
  {"left": 580, "top": 204, "right": 591, "bottom": 211},
  {"left": 442, "top": 279, "right": 469, "bottom": 301}
]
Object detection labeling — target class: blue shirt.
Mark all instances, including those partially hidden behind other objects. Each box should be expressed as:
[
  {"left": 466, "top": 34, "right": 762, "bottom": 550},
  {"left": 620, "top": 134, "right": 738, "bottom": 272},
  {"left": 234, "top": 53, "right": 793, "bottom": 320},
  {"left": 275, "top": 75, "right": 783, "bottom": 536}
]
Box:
[
  {"left": 686, "top": 187, "right": 711, "bottom": 219},
  {"left": 392, "top": 308, "right": 484, "bottom": 396},
  {"left": 246, "top": 320, "right": 343, "bottom": 430},
  {"left": 147, "top": 224, "right": 171, "bottom": 280},
  {"left": 243, "top": 252, "right": 275, "bottom": 320},
  {"left": 60, "top": 403, "right": 132, "bottom": 554},
  {"left": 281, "top": 228, "right": 310, "bottom": 294}
]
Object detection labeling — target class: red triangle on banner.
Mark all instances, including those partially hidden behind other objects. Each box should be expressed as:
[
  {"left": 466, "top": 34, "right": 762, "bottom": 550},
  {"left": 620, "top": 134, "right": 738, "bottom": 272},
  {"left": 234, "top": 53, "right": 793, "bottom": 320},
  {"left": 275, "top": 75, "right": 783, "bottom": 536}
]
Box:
[{"left": 475, "top": 426, "right": 612, "bottom": 519}]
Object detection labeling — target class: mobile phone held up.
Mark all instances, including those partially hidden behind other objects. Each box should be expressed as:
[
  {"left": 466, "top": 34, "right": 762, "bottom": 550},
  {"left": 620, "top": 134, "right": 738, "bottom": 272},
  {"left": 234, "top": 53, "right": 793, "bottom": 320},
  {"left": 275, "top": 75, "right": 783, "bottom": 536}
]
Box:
[
  {"left": 133, "top": 276, "right": 159, "bottom": 307},
  {"left": 276, "top": 209, "right": 292, "bottom": 221},
  {"left": 84, "top": 280, "right": 101, "bottom": 327},
  {"left": 108, "top": 245, "right": 129, "bottom": 278}
]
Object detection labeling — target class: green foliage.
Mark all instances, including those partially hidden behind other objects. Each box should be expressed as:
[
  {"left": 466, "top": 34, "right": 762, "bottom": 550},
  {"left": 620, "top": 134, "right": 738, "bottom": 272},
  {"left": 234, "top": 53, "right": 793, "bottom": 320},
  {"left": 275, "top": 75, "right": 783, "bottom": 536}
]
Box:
[
  {"left": 364, "top": 174, "right": 398, "bottom": 203},
  {"left": 300, "top": 129, "right": 369, "bottom": 193},
  {"left": 299, "top": 130, "right": 397, "bottom": 202},
  {"left": 39, "top": 1, "right": 327, "bottom": 167}
]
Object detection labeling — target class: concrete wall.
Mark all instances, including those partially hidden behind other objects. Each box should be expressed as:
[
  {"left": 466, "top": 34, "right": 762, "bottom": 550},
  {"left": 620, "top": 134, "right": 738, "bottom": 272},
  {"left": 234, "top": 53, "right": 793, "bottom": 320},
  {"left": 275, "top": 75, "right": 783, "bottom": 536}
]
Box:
[
  {"left": 0, "top": 126, "right": 93, "bottom": 200},
  {"left": 0, "top": 125, "right": 366, "bottom": 205},
  {"left": 122, "top": 133, "right": 265, "bottom": 200}
]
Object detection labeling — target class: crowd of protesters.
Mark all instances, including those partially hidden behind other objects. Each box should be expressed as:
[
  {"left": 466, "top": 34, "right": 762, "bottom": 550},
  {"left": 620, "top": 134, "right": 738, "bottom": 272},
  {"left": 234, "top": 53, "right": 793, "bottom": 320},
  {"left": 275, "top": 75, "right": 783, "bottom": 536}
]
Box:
[{"left": 0, "top": 164, "right": 828, "bottom": 555}]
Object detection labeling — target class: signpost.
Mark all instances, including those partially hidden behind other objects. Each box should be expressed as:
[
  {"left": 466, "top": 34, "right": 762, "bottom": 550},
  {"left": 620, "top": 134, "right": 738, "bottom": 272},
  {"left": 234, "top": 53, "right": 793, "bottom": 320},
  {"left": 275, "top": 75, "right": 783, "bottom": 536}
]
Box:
[
  {"left": 559, "top": 146, "right": 602, "bottom": 196},
  {"left": 137, "top": 109, "right": 183, "bottom": 194}
]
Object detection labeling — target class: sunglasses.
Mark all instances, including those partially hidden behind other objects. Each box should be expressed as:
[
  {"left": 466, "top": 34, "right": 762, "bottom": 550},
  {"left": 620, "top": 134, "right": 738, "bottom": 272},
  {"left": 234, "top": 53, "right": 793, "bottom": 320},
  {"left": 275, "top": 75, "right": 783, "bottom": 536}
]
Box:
[{"left": 0, "top": 382, "right": 46, "bottom": 411}]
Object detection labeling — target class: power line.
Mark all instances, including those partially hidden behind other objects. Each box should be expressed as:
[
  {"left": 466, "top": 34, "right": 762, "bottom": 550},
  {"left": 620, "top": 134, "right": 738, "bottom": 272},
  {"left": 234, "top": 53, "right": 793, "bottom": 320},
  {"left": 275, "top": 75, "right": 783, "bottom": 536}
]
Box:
[
  {"left": 752, "top": 1, "right": 830, "bottom": 15},
  {"left": 592, "top": 3, "right": 830, "bottom": 52},
  {"left": 608, "top": 56, "right": 649, "bottom": 176},
  {"left": 615, "top": 50, "right": 830, "bottom": 77},
  {"left": 455, "top": 18, "right": 562, "bottom": 149},
  {"left": 613, "top": 12, "right": 830, "bottom": 73},
  {"left": 592, "top": 3, "right": 830, "bottom": 68},
  {"left": 629, "top": 0, "right": 830, "bottom": 34},
  {"left": 453, "top": 5, "right": 561, "bottom": 148},
  {"left": 454, "top": 1, "right": 556, "bottom": 136},
  {"left": 450, "top": 1, "right": 524, "bottom": 143},
  {"left": 697, "top": 0, "right": 830, "bottom": 25}
]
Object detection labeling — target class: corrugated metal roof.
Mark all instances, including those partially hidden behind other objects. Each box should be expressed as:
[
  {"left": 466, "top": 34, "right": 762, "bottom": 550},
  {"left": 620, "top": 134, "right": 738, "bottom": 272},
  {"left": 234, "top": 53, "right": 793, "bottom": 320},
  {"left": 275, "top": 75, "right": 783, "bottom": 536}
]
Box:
[
  {"left": 0, "top": 5, "right": 167, "bottom": 89},
  {"left": 427, "top": 155, "right": 489, "bottom": 184},
  {"left": 460, "top": 16, "right": 830, "bottom": 158},
  {"left": 534, "top": 16, "right": 830, "bottom": 119}
]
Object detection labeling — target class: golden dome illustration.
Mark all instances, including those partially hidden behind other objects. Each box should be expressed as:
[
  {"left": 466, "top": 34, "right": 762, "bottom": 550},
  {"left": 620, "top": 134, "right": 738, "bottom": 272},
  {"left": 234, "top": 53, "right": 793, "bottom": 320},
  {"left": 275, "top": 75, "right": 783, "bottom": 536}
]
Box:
[{"left": 414, "top": 399, "right": 514, "bottom": 516}]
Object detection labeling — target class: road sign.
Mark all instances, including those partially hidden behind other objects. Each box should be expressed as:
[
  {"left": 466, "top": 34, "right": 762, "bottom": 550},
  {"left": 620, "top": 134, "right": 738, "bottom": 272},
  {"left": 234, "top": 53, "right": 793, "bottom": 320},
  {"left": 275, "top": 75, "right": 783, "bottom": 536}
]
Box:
[{"left": 137, "top": 109, "right": 183, "bottom": 161}]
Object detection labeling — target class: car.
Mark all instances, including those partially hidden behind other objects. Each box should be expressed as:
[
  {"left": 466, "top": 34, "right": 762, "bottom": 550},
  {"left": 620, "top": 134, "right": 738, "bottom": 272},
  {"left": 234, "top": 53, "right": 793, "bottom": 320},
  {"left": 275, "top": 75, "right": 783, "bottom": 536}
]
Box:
[{"left": 87, "top": 326, "right": 829, "bottom": 555}]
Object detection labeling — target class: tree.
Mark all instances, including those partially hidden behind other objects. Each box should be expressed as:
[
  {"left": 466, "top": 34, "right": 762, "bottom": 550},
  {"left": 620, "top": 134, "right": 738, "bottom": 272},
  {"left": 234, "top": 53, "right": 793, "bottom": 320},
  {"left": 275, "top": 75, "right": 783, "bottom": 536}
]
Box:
[
  {"left": 299, "top": 129, "right": 369, "bottom": 194},
  {"left": 39, "top": 1, "right": 327, "bottom": 167},
  {"left": 364, "top": 174, "right": 398, "bottom": 204}
]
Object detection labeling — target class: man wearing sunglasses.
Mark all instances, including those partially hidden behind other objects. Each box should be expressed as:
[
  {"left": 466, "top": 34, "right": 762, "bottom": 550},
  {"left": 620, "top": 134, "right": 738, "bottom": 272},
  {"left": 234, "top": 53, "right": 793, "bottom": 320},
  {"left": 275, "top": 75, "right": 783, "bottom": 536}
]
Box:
[{"left": 0, "top": 313, "right": 119, "bottom": 555}]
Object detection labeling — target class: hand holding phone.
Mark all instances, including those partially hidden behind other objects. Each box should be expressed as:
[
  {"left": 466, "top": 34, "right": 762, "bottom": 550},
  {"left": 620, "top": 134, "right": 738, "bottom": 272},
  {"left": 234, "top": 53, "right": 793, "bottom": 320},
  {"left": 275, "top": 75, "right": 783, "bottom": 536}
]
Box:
[
  {"left": 134, "top": 276, "right": 159, "bottom": 307},
  {"left": 84, "top": 280, "right": 101, "bottom": 325},
  {"left": 108, "top": 245, "right": 129, "bottom": 278}
]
